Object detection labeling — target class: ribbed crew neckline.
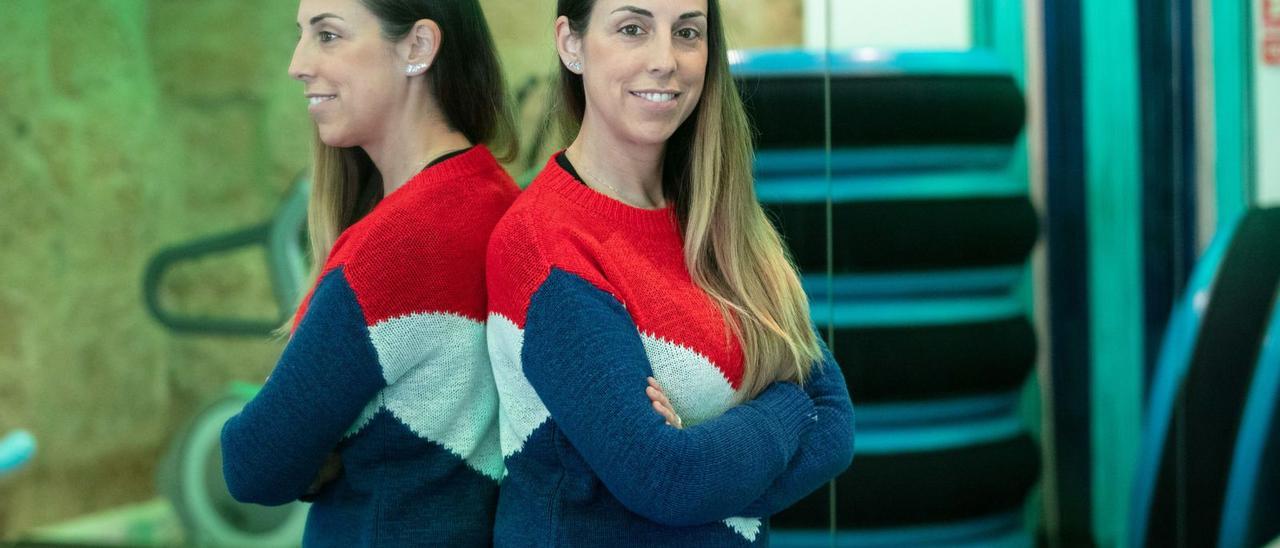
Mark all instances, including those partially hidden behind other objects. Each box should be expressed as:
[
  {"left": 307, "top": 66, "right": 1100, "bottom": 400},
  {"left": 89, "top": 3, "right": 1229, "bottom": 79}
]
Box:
[
  {"left": 541, "top": 152, "right": 678, "bottom": 234},
  {"left": 379, "top": 145, "right": 494, "bottom": 209}
]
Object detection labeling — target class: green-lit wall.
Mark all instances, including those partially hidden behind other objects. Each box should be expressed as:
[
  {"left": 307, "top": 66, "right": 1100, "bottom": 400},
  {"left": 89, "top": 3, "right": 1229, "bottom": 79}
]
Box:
[{"left": 0, "top": 0, "right": 307, "bottom": 534}]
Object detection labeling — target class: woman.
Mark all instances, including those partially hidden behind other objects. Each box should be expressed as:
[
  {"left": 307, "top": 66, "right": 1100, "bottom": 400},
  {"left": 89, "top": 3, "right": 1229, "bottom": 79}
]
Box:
[
  {"left": 220, "top": 0, "right": 518, "bottom": 545},
  {"left": 485, "top": 0, "right": 855, "bottom": 545}
]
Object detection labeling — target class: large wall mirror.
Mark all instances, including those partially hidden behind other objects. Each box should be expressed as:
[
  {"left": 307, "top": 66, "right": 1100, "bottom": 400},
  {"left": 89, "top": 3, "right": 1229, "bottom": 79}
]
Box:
[{"left": 0, "top": 1, "right": 1043, "bottom": 546}]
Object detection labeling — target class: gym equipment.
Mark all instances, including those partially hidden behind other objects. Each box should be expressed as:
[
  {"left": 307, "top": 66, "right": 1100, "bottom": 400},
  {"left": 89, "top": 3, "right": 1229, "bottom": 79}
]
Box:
[
  {"left": 1131, "top": 207, "right": 1280, "bottom": 548},
  {"left": 734, "top": 50, "right": 1038, "bottom": 546},
  {"left": 143, "top": 175, "right": 312, "bottom": 546},
  {"left": 144, "top": 174, "right": 310, "bottom": 337}
]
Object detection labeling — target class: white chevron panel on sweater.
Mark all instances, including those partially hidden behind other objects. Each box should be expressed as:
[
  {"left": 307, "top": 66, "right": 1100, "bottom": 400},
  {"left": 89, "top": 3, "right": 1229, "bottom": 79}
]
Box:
[
  {"left": 639, "top": 333, "right": 738, "bottom": 427},
  {"left": 345, "top": 397, "right": 382, "bottom": 438},
  {"left": 723, "top": 517, "right": 763, "bottom": 542},
  {"left": 368, "top": 311, "right": 483, "bottom": 385},
  {"left": 486, "top": 313, "right": 551, "bottom": 459},
  {"left": 343, "top": 312, "right": 503, "bottom": 480}
]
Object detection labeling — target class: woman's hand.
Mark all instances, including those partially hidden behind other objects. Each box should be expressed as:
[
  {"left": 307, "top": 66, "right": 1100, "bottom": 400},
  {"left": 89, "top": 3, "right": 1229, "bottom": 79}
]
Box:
[
  {"left": 301, "top": 452, "right": 343, "bottom": 499},
  {"left": 646, "top": 377, "right": 683, "bottom": 429}
]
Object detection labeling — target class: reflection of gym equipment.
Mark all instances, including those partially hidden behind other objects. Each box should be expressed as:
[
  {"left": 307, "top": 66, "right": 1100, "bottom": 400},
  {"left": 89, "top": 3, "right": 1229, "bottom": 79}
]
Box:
[
  {"left": 142, "top": 175, "right": 312, "bottom": 546},
  {"left": 144, "top": 174, "right": 310, "bottom": 336},
  {"left": 1131, "top": 207, "right": 1280, "bottom": 548},
  {"left": 734, "top": 50, "right": 1038, "bottom": 547},
  {"left": 1222, "top": 299, "right": 1280, "bottom": 548},
  {"left": 0, "top": 429, "right": 36, "bottom": 477}
]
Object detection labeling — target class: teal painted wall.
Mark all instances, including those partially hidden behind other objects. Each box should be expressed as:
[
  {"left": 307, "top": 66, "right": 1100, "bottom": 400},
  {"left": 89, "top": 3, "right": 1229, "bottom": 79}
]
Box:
[
  {"left": 1213, "top": 0, "right": 1256, "bottom": 219},
  {"left": 1082, "top": 1, "right": 1146, "bottom": 546}
]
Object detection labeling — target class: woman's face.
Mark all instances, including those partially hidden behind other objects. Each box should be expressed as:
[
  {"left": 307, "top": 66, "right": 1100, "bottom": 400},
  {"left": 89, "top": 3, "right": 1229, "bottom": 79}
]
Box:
[
  {"left": 289, "top": 0, "right": 405, "bottom": 148},
  {"left": 570, "top": 0, "right": 710, "bottom": 147}
]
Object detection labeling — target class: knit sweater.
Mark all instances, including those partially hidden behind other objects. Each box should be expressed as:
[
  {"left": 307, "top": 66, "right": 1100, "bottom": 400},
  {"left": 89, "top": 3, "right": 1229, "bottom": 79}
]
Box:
[
  {"left": 221, "top": 145, "right": 519, "bottom": 547},
  {"left": 485, "top": 153, "right": 856, "bottom": 547}
]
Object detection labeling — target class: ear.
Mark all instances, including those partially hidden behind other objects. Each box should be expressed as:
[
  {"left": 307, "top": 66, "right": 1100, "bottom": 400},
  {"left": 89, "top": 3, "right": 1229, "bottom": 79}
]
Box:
[
  {"left": 401, "top": 19, "right": 442, "bottom": 77},
  {"left": 555, "top": 15, "right": 583, "bottom": 74}
]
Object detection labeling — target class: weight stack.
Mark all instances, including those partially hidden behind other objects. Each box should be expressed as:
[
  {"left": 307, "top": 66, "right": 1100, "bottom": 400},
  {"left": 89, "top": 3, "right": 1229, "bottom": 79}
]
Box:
[{"left": 732, "top": 50, "right": 1040, "bottom": 547}]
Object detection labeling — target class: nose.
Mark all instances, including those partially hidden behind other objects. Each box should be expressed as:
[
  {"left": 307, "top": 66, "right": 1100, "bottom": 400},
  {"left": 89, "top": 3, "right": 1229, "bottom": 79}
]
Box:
[
  {"left": 288, "top": 38, "right": 312, "bottom": 82},
  {"left": 647, "top": 33, "right": 677, "bottom": 79}
]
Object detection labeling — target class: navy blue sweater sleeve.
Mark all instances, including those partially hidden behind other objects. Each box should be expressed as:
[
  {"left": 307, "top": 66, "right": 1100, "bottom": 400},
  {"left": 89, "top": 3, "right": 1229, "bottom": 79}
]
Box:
[
  {"left": 522, "top": 268, "right": 818, "bottom": 527},
  {"left": 739, "top": 337, "right": 856, "bottom": 517},
  {"left": 220, "top": 267, "right": 386, "bottom": 506}
]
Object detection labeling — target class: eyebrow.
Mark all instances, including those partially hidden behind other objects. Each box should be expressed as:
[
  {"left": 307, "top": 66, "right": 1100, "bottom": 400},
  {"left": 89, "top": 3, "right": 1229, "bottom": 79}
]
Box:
[
  {"left": 297, "top": 12, "right": 344, "bottom": 28},
  {"left": 612, "top": 6, "right": 653, "bottom": 17},
  {"left": 610, "top": 6, "right": 707, "bottom": 20}
]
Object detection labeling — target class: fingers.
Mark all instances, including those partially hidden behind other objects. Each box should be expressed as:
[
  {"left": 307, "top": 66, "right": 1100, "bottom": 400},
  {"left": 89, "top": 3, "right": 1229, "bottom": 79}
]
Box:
[
  {"left": 646, "top": 384, "right": 674, "bottom": 414},
  {"left": 646, "top": 377, "right": 674, "bottom": 408},
  {"left": 304, "top": 452, "right": 344, "bottom": 497},
  {"left": 651, "top": 399, "right": 682, "bottom": 429},
  {"left": 652, "top": 399, "right": 676, "bottom": 422},
  {"left": 318, "top": 452, "right": 343, "bottom": 481},
  {"left": 646, "top": 387, "right": 675, "bottom": 417},
  {"left": 646, "top": 377, "right": 683, "bottom": 429}
]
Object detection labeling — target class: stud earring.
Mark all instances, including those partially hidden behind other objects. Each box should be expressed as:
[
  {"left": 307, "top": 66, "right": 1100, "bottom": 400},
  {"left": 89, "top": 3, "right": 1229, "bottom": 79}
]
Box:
[
  {"left": 405, "top": 63, "right": 428, "bottom": 76},
  {"left": 568, "top": 60, "right": 582, "bottom": 73}
]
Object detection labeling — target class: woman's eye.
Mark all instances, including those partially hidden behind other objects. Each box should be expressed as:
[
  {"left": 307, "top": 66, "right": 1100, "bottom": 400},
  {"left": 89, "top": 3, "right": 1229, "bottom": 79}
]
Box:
[
  {"left": 318, "top": 31, "right": 339, "bottom": 43},
  {"left": 619, "top": 24, "right": 645, "bottom": 36},
  {"left": 676, "top": 28, "right": 702, "bottom": 40}
]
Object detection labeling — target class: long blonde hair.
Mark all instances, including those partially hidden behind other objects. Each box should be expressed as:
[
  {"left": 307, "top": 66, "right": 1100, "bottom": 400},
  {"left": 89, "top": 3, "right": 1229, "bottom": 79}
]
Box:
[
  {"left": 557, "top": 0, "right": 820, "bottom": 398},
  {"left": 303, "top": 0, "right": 516, "bottom": 284},
  {"left": 305, "top": 139, "right": 381, "bottom": 282}
]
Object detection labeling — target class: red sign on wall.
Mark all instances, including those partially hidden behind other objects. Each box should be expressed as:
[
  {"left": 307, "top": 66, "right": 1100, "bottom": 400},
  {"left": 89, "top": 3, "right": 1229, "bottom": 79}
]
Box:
[{"left": 1267, "top": 33, "right": 1280, "bottom": 65}]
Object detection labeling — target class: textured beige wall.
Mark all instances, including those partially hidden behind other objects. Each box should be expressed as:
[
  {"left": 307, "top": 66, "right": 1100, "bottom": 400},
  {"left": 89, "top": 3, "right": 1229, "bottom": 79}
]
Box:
[
  {"left": 0, "top": 0, "right": 306, "bottom": 535},
  {"left": 0, "top": 0, "right": 800, "bottom": 537}
]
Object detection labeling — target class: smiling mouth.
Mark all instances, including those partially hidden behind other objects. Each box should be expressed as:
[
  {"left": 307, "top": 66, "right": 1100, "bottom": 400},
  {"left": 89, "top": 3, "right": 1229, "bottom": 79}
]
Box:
[
  {"left": 308, "top": 95, "right": 337, "bottom": 106},
  {"left": 631, "top": 91, "right": 679, "bottom": 103}
]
